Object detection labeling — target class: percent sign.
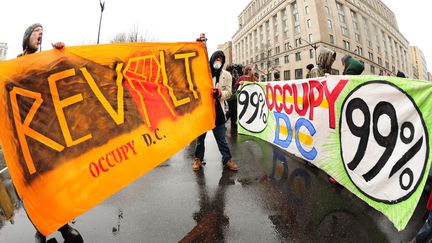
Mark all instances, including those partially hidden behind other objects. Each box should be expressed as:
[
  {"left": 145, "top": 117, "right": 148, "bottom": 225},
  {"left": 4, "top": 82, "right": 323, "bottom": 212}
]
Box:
[
  {"left": 237, "top": 83, "right": 269, "bottom": 133},
  {"left": 340, "top": 81, "right": 428, "bottom": 203}
]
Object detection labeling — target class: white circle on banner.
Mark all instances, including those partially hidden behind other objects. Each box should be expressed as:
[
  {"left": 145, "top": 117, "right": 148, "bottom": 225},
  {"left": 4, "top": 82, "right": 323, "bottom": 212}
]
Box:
[
  {"left": 340, "top": 81, "right": 428, "bottom": 203},
  {"left": 237, "top": 83, "right": 268, "bottom": 132}
]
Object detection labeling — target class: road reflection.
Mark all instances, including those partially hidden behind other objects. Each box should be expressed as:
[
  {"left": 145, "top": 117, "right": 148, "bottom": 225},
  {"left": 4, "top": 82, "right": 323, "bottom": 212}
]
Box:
[
  {"left": 238, "top": 135, "right": 388, "bottom": 242},
  {"left": 179, "top": 170, "right": 235, "bottom": 242}
]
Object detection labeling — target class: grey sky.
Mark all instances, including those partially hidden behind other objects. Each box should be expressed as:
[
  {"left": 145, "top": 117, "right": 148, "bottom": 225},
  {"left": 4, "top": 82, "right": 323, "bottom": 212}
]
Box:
[{"left": 1, "top": 0, "right": 430, "bottom": 72}]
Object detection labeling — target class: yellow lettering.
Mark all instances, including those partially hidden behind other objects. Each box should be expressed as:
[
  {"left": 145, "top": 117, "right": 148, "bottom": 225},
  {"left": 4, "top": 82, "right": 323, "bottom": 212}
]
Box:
[
  {"left": 80, "top": 63, "right": 125, "bottom": 125},
  {"left": 10, "top": 87, "right": 65, "bottom": 174},
  {"left": 48, "top": 68, "right": 92, "bottom": 147},
  {"left": 160, "top": 51, "right": 197, "bottom": 107}
]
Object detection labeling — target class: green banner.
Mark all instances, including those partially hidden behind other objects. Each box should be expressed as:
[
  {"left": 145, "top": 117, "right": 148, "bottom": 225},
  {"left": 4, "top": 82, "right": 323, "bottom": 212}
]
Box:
[{"left": 238, "top": 75, "right": 432, "bottom": 231}]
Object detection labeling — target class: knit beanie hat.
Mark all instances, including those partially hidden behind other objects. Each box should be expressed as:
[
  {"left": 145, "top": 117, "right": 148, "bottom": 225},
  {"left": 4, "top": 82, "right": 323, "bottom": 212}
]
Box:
[{"left": 22, "top": 23, "right": 42, "bottom": 51}]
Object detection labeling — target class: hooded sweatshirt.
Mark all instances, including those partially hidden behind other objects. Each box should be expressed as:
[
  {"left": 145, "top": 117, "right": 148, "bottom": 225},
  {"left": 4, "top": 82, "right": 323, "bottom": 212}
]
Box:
[
  {"left": 309, "top": 48, "right": 336, "bottom": 78},
  {"left": 342, "top": 55, "right": 364, "bottom": 75}
]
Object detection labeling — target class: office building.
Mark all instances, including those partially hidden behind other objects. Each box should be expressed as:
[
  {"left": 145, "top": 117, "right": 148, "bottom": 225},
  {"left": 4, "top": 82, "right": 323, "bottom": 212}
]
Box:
[
  {"left": 0, "top": 42, "right": 7, "bottom": 61},
  {"left": 232, "top": 0, "right": 412, "bottom": 80},
  {"left": 409, "top": 46, "right": 428, "bottom": 81}
]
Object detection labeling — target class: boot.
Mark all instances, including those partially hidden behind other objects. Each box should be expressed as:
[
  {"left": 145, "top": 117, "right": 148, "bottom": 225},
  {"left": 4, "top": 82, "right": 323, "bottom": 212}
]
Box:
[
  {"left": 35, "top": 231, "right": 46, "bottom": 243},
  {"left": 58, "top": 224, "right": 83, "bottom": 243}
]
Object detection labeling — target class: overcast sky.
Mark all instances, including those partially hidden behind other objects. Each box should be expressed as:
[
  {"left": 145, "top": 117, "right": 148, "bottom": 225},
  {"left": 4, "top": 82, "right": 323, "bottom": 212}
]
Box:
[{"left": 1, "top": 0, "right": 430, "bottom": 71}]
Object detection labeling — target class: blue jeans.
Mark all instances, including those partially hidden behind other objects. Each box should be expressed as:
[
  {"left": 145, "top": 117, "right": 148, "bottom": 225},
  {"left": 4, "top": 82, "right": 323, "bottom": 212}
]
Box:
[{"left": 194, "top": 123, "right": 232, "bottom": 165}]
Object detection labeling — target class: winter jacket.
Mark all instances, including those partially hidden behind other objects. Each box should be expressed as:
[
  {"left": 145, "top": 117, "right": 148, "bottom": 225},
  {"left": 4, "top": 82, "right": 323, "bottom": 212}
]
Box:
[
  {"left": 209, "top": 51, "right": 232, "bottom": 126},
  {"left": 342, "top": 55, "right": 364, "bottom": 75}
]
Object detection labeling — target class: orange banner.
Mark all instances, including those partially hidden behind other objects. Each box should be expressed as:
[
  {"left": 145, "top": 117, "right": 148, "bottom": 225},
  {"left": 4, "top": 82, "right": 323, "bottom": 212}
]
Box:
[{"left": 0, "top": 42, "right": 215, "bottom": 235}]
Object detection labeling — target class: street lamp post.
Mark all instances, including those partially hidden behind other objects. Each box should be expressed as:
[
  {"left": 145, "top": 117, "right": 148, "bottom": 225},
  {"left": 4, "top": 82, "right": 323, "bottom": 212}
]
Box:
[
  {"left": 301, "top": 38, "right": 318, "bottom": 65},
  {"left": 97, "top": 0, "right": 106, "bottom": 44}
]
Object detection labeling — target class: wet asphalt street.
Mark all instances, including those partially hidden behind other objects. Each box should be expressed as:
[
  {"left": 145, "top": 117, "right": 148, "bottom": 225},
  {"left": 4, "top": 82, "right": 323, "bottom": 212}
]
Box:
[{"left": 0, "top": 123, "right": 429, "bottom": 242}]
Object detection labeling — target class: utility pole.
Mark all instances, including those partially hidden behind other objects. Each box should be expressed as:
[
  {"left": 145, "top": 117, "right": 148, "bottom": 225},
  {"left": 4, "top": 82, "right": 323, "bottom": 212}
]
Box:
[{"left": 97, "top": 0, "right": 106, "bottom": 44}]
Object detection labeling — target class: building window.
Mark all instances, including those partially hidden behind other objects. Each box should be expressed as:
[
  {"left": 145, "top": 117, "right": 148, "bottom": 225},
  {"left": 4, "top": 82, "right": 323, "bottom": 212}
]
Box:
[
  {"left": 275, "top": 46, "right": 280, "bottom": 54},
  {"left": 295, "top": 38, "right": 302, "bottom": 47},
  {"left": 284, "top": 55, "right": 289, "bottom": 64},
  {"left": 324, "top": 6, "right": 330, "bottom": 17},
  {"left": 274, "top": 58, "right": 280, "bottom": 66},
  {"left": 329, "top": 34, "right": 335, "bottom": 44},
  {"left": 343, "top": 40, "right": 350, "bottom": 50},
  {"left": 273, "top": 15, "right": 279, "bottom": 43},
  {"left": 309, "top": 49, "right": 314, "bottom": 59},
  {"left": 284, "top": 42, "right": 291, "bottom": 51},
  {"left": 295, "top": 68, "right": 303, "bottom": 79},
  {"left": 307, "top": 19, "right": 312, "bottom": 28},
  {"left": 378, "top": 57, "right": 382, "bottom": 65},
  {"left": 305, "top": 5, "right": 310, "bottom": 15},
  {"left": 327, "top": 19, "right": 333, "bottom": 29},
  {"left": 370, "top": 65, "right": 375, "bottom": 74},
  {"left": 355, "top": 46, "right": 363, "bottom": 56},
  {"left": 294, "top": 25, "right": 301, "bottom": 33},
  {"left": 295, "top": 52, "right": 301, "bottom": 61},
  {"left": 355, "top": 33, "right": 361, "bottom": 43},
  {"left": 341, "top": 25, "right": 349, "bottom": 36},
  {"left": 284, "top": 70, "right": 291, "bottom": 80},
  {"left": 282, "top": 9, "right": 289, "bottom": 39},
  {"left": 336, "top": 2, "right": 343, "bottom": 11},
  {"left": 368, "top": 52, "right": 374, "bottom": 61},
  {"left": 293, "top": 12, "right": 299, "bottom": 22}
]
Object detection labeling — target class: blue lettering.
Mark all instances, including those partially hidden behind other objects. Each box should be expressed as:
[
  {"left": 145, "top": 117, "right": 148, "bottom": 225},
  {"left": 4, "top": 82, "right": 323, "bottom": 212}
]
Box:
[
  {"left": 295, "top": 118, "right": 317, "bottom": 160},
  {"left": 273, "top": 112, "right": 293, "bottom": 148}
]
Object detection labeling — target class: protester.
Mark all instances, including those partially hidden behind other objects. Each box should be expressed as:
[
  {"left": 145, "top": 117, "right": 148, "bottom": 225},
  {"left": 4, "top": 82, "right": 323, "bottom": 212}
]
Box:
[
  {"left": 305, "top": 64, "right": 314, "bottom": 79},
  {"left": 234, "top": 65, "right": 256, "bottom": 89},
  {"left": 17, "top": 23, "right": 82, "bottom": 243},
  {"left": 225, "top": 64, "right": 241, "bottom": 132},
  {"left": 273, "top": 72, "right": 280, "bottom": 81},
  {"left": 196, "top": 33, "right": 208, "bottom": 46},
  {"left": 309, "top": 48, "right": 338, "bottom": 78},
  {"left": 254, "top": 72, "right": 260, "bottom": 82},
  {"left": 341, "top": 55, "right": 365, "bottom": 75},
  {"left": 192, "top": 51, "right": 238, "bottom": 171},
  {"left": 396, "top": 70, "right": 407, "bottom": 78},
  {"left": 18, "top": 23, "right": 64, "bottom": 57}
]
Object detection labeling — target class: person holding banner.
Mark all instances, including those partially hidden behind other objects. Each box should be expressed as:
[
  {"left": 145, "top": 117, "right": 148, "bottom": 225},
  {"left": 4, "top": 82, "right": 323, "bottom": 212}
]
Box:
[
  {"left": 309, "top": 48, "right": 338, "bottom": 78},
  {"left": 16, "top": 23, "right": 82, "bottom": 243},
  {"left": 225, "top": 64, "right": 241, "bottom": 132},
  {"left": 234, "top": 65, "right": 256, "bottom": 89},
  {"left": 341, "top": 55, "right": 365, "bottom": 75},
  {"left": 193, "top": 51, "right": 238, "bottom": 172},
  {"left": 17, "top": 23, "right": 64, "bottom": 57},
  {"left": 305, "top": 64, "right": 314, "bottom": 79},
  {"left": 273, "top": 72, "right": 280, "bottom": 81}
]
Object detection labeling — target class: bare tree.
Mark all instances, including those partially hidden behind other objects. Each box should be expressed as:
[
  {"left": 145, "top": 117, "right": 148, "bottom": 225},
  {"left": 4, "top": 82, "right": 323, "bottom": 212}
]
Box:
[{"left": 111, "top": 25, "right": 156, "bottom": 43}]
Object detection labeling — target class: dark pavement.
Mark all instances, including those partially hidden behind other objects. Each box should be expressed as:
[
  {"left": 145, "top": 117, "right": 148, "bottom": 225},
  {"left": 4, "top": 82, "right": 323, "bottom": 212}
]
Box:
[{"left": 0, "top": 123, "right": 429, "bottom": 242}]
